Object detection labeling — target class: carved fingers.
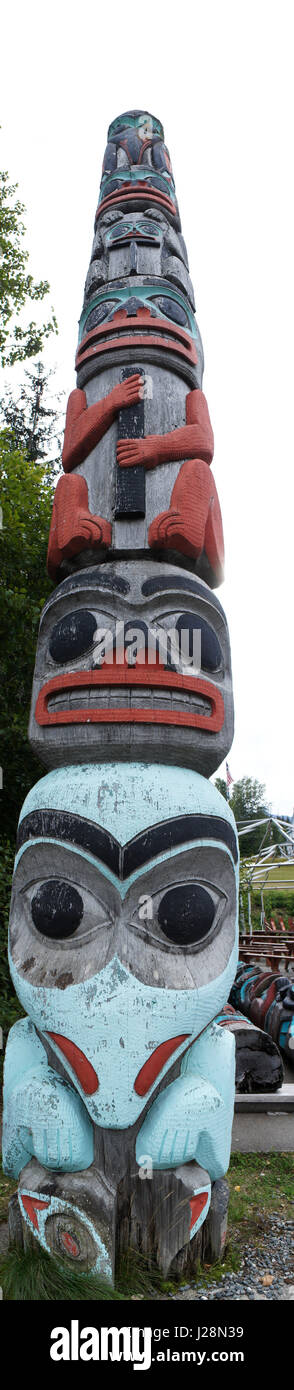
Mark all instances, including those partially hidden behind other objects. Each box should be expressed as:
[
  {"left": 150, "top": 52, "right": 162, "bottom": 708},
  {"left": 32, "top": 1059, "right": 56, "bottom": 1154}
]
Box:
[
  {"left": 112, "top": 373, "right": 143, "bottom": 413},
  {"left": 3, "top": 1068, "right": 94, "bottom": 1177},
  {"left": 136, "top": 1072, "right": 233, "bottom": 1180},
  {"left": 117, "top": 437, "right": 154, "bottom": 469}
]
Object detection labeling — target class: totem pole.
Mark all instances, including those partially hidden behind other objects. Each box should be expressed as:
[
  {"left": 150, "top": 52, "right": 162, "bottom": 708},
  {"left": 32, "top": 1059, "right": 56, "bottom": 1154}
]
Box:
[
  {"left": 230, "top": 962, "right": 294, "bottom": 1063},
  {"left": 3, "top": 111, "right": 241, "bottom": 1283}
]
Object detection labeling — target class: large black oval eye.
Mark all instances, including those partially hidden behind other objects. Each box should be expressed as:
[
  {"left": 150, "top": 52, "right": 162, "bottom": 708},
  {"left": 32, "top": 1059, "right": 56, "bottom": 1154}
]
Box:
[
  {"left": 175, "top": 614, "right": 222, "bottom": 672},
  {"left": 153, "top": 297, "right": 188, "bottom": 326},
  {"left": 31, "top": 881, "right": 84, "bottom": 939},
  {"left": 49, "top": 610, "right": 98, "bottom": 664},
  {"left": 158, "top": 885, "right": 215, "bottom": 946}
]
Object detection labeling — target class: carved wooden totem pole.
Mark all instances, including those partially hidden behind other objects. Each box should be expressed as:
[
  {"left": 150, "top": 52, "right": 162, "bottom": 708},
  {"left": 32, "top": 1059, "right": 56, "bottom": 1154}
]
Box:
[{"left": 3, "top": 112, "right": 240, "bottom": 1283}]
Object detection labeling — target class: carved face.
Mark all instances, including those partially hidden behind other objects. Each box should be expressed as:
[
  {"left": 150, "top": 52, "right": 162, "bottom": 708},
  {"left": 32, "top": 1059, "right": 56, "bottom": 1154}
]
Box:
[
  {"left": 9, "top": 763, "right": 238, "bottom": 1128},
  {"left": 85, "top": 210, "right": 193, "bottom": 308},
  {"left": 98, "top": 112, "right": 178, "bottom": 223},
  {"left": 80, "top": 283, "right": 196, "bottom": 333},
  {"left": 29, "top": 562, "right": 234, "bottom": 775},
  {"left": 76, "top": 282, "right": 201, "bottom": 385}
]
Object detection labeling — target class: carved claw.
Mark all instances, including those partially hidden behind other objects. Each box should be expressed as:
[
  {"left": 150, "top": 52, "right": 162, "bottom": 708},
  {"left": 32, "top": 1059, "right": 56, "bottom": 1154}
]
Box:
[
  {"left": 47, "top": 474, "right": 112, "bottom": 579},
  {"left": 148, "top": 459, "right": 225, "bottom": 580}
]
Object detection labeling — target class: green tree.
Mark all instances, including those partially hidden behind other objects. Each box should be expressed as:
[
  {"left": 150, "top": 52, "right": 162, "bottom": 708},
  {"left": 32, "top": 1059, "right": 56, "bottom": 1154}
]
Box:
[
  {"left": 228, "top": 776, "right": 269, "bottom": 857},
  {"left": 0, "top": 429, "right": 54, "bottom": 839},
  {"left": 0, "top": 167, "right": 57, "bottom": 367},
  {"left": 230, "top": 776, "right": 268, "bottom": 822},
  {"left": 214, "top": 777, "right": 227, "bottom": 801},
  {"left": 214, "top": 774, "right": 270, "bottom": 856},
  {"left": 0, "top": 360, "right": 63, "bottom": 476},
  {"left": 0, "top": 157, "right": 60, "bottom": 1059}
]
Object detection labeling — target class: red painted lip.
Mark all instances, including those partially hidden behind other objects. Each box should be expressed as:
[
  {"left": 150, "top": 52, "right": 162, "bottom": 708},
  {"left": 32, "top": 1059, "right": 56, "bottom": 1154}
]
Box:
[
  {"left": 95, "top": 183, "right": 178, "bottom": 223},
  {"left": 48, "top": 1033, "right": 99, "bottom": 1095},
  {"left": 75, "top": 309, "right": 197, "bottom": 373},
  {"left": 35, "top": 666, "right": 224, "bottom": 732},
  {"left": 134, "top": 1034, "right": 190, "bottom": 1097}
]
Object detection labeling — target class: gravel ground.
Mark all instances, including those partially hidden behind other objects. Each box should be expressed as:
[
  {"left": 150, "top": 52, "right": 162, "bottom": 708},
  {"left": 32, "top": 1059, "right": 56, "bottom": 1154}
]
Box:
[
  {"left": 167, "top": 1215, "right": 294, "bottom": 1300},
  {"left": 1, "top": 1214, "right": 293, "bottom": 1301}
]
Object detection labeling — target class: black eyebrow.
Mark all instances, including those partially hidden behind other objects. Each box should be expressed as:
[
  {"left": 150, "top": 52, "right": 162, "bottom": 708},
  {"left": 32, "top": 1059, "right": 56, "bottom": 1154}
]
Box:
[
  {"left": 17, "top": 811, "right": 120, "bottom": 875},
  {"left": 17, "top": 810, "right": 238, "bottom": 875},
  {"left": 124, "top": 815, "right": 238, "bottom": 871},
  {"left": 141, "top": 575, "right": 225, "bottom": 617},
  {"left": 42, "top": 569, "right": 130, "bottom": 618}
]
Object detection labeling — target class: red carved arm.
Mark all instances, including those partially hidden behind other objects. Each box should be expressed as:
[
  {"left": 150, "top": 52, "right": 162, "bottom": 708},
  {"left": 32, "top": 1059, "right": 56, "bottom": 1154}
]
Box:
[
  {"left": 117, "top": 389, "right": 214, "bottom": 470},
  {"left": 62, "top": 374, "right": 143, "bottom": 473}
]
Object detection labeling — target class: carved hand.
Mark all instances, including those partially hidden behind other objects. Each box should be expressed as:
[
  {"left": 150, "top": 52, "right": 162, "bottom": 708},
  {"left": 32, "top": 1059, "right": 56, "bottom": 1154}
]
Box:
[
  {"left": 3, "top": 1067, "right": 94, "bottom": 1178},
  {"left": 111, "top": 374, "right": 143, "bottom": 413},
  {"left": 117, "top": 436, "right": 155, "bottom": 468}
]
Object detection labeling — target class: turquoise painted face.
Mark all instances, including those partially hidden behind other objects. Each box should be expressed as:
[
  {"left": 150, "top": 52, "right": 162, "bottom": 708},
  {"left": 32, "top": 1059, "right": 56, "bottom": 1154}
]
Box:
[
  {"left": 104, "top": 216, "right": 163, "bottom": 247},
  {"left": 77, "top": 283, "right": 203, "bottom": 386},
  {"left": 79, "top": 282, "right": 198, "bottom": 344},
  {"left": 9, "top": 764, "right": 239, "bottom": 1128}
]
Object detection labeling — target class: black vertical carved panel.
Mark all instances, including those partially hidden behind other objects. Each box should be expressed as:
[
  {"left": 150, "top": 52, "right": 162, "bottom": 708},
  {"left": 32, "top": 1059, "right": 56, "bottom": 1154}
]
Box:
[{"left": 115, "top": 366, "right": 146, "bottom": 518}]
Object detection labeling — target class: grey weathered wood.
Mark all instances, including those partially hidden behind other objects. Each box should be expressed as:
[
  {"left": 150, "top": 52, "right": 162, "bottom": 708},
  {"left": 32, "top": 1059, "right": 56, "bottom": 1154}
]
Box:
[
  {"left": 28, "top": 560, "right": 234, "bottom": 777},
  {"left": 15, "top": 1155, "right": 228, "bottom": 1283},
  {"left": 8, "top": 1192, "right": 24, "bottom": 1249}
]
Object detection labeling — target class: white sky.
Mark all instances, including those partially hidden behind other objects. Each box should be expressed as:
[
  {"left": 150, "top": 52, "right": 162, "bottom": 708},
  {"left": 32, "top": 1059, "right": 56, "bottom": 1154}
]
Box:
[{"left": 1, "top": 0, "right": 294, "bottom": 813}]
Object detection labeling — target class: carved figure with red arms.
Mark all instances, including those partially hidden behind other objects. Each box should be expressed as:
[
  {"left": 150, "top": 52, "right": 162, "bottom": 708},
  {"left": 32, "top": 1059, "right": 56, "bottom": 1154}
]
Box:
[{"left": 47, "top": 378, "right": 224, "bottom": 582}]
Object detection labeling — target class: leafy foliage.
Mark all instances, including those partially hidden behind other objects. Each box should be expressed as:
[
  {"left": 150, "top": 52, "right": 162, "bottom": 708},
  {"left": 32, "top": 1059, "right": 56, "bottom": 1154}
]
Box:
[
  {"left": 214, "top": 776, "right": 227, "bottom": 800},
  {"left": 215, "top": 775, "right": 271, "bottom": 857},
  {"left": 0, "top": 430, "right": 54, "bottom": 840},
  {"left": 0, "top": 168, "right": 57, "bottom": 367},
  {"left": 229, "top": 776, "right": 268, "bottom": 824},
  {"left": 0, "top": 361, "right": 63, "bottom": 475}
]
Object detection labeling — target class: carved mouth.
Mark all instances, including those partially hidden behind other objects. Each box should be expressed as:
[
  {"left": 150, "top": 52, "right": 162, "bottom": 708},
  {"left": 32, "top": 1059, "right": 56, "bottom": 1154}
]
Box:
[
  {"left": 96, "top": 182, "right": 178, "bottom": 223},
  {"left": 75, "top": 310, "right": 197, "bottom": 373},
  {"left": 35, "top": 668, "right": 224, "bottom": 731}
]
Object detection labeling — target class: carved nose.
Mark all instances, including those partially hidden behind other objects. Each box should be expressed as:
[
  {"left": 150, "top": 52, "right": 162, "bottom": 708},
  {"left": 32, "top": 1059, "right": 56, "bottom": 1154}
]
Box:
[{"left": 124, "top": 296, "right": 144, "bottom": 315}]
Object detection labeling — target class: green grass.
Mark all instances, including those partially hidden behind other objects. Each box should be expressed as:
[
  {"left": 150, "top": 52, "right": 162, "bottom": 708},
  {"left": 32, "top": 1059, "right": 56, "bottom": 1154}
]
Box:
[
  {"left": 0, "top": 1245, "right": 126, "bottom": 1302},
  {"left": 227, "top": 1151, "right": 294, "bottom": 1238},
  {"left": 0, "top": 1153, "right": 293, "bottom": 1299},
  {"left": 0, "top": 1170, "right": 16, "bottom": 1222}
]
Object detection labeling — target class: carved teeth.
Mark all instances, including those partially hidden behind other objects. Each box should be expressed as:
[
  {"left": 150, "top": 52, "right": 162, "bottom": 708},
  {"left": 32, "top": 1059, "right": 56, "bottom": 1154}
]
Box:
[{"left": 47, "top": 686, "right": 212, "bottom": 717}]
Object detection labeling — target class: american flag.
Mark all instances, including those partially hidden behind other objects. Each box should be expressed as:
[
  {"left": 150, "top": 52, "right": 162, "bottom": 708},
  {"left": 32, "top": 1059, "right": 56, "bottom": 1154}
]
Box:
[{"left": 226, "top": 762, "right": 234, "bottom": 792}]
